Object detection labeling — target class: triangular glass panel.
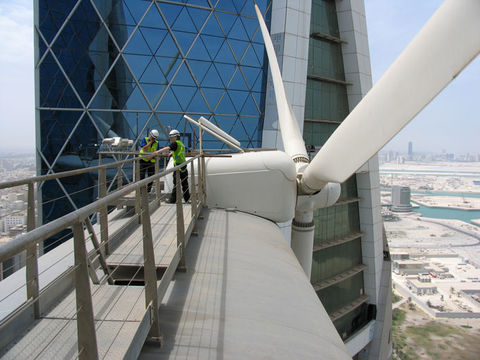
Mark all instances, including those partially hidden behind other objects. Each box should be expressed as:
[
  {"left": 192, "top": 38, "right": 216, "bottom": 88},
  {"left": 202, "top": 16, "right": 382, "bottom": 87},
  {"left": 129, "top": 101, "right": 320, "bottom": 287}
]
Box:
[
  {"left": 239, "top": 66, "right": 261, "bottom": 89},
  {"left": 212, "top": 115, "right": 237, "bottom": 133},
  {"left": 122, "top": 112, "right": 151, "bottom": 141},
  {"left": 125, "top": 85, "right": 151, "bottom": 110},
  {"left": 126, "top": 0, "right": 159, "bottom": 27},
  {"left": 201, "top": 64, "right": 224, "bottom": 89},
  {"left": 172, "top": 63, "right": 195, "bottom": 86},
  {"left": 214, "top": 63, "right": 236, "bottom": 88},
  {"left": 232, "top": 0, "right": 248, "bottom": 13},
  {"left": 239, "top": 1, "right": 257, "bottom": 17},
  {"left": 200, "top": 35, "right": 224, "bottom": 60},
  {"left": 214, "top": 40, "right": 236, "bottom": 64},
  {"left": 240, "top": 93, "right": 260, "bottom": 115},
  {"left": 216, "top": 92, "right": 236, "bottom": 115},
  {"left": 156, "top": 55, "right": 182, "bottom": 82},
  {"left": 69, "top": 0, "right": 103, "bottom": 47},
  {"left": 124, "top": 28, "right": 152, "bottom": 55},
  {"left": 188, "top": 60, "right": 211, "bottom": 84},
  {"left": 171, "top": 85, "right": 197, "bottom": 110},
  {"left": 88, "top": 81, "right": 118, "bottom": 109},
  {"left": 156, "top": 87, "right": 182, "bottom": 112},
  {"left": 200, "top": 13, "right": 223, "bottom": 37},
  {"left": 89, "top": 111, "right": 117, "bottom": 138},
  {"left": 171, "top": 7, "right": 196, "bottom": 33},
  {"left": 227, "top": 68, "right": 248, "bottom": 91},
  {"left": 123, "top": 54, "right": 151, "bottom": 80},
  {"left": 156, "top": 33, "right": 179, "bottom": 57},
  {"left": 230, "top": 117, "right": 250, "bottom": 142},
  {"left": 215, "top": 0, "right": 236, "bottom": 13},
  {"left": 240, "top": 16, "right": 259, "bottom": 40},
  {"left": 173, "top": 30, "right": 197, "bottom": 54},
  {"left": 141, "top": 83, "right": 167, "bottom": 108},
  {"left": 91, "top": 0, "right": 114, "bottom": 23},
  {"left": 241, "top": 44, "right": 261, "bottom": 67},
  {"left": 99, "top": 55, "right": 137, "bottom": 106},
  {"left": 187, "top": 37, "right": 210, "bottom": 61},
  {"left": 252, "top": 0, "right": 269, "bottom": 16},
  {"left": 252, "top": 43, "right": 266, "bottom": 63},
  {"left": 215, "top": 11, "right": 236, "bottom": 35},
  {"left": 186, "top": 89, "right": 211, "bottom": 113},
  {"left": 227, "top": 90, "right": 249, "bottom": 113},
  {"left": 228, "top": 16, "right": 249, "bottom": 41},
  {"left": 157, "top": 3, "right": 183, "bottom": 29},
  {"left": 139, "top": 27, "right": 168, "bottom": 55},
  {"left": 109, "top": 1, "right": 137, "bottom": 26},
  {"left": 141, "top": 58, "right": 167, "bottom": 84},
  {"left": 186, "top": 7, "right": 211, "bottom": 32},
  {"left": 202, "top": 88, "right": 224, "bottom": 110},
  {"left": 39, "top": 2, "right": 77, "bottom": 43},
  {"left": 240, "top": 115, "right": 262, "bottom": 141},
  {"left": 228, "top": 39, "right": 249, "bottom": 62},
  {"left": 39, "top": 52, "right": 83, "bottom": 108}
]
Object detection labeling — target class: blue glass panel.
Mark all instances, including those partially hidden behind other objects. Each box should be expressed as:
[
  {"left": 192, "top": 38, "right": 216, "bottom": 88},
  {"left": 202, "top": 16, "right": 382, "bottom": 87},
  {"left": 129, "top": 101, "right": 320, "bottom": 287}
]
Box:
[
  {"left": 228, "top": 16, "right": 249, "bottom": 41},
  {"left": 241, "top": 45, "right": 260, "bottom": 66},
  {"left": 156, "top": 56, "right": 182, "bottom": 82},
  {"left": 156, "top": 87, "right": 182, "bottom": 111},
  {"left": 171, "top": 85, "right": 197, "bottom": 110},
  {"left": 228, "top": 39, "right": 249, "bottom": 61},
  {"left": 157, "top": 3, "right": 183, "bottom": 28},
  {"left": 216, "top": 92, "right": 236, "bottom": 114},
  {"left": 215, "top": 0, "right": 236, "bottom": 13},
  {"left": 214, "top": 63, "right": 236, "bottom": 87},
  {"left": 173, "top": 31, "right": 197, "bottom": 54},
  {"left": 186, "top": 0, "right": 210, "bottom": 6},
  {"left": 200, "top": 12, "right": 222, "bottom": 36},
  {"left": 124, "top": 85, "right": 150, "bottom": 110},
  {"left": 140, "top": 28, "right": 168, "bottom": 55},
  {"left": 239, "top": 17, "right": 259, "bottom": 40},
  {"left": 202, "top": 88, "right": 224, "bottom": 109},
  {"left": 123, "top": 0, "right": 151, "bottom": 26},
  {"left": 156, "top": 34, "right": 180, "bottom": 57},
  {"left": 172, "top": 63, "right": 195, "bottom": 86},
  {"left": 124, "top": 28, "right": 152, "bottom": 55},
  {"left": 171, "top": 7, "right": 197, "bottom": 33},
  {"left": 215, "top": 11, "right": 236, "bottom": 35},
  {"left": 123, "top": 54, "right": 151, "bottom": 80},
  {"left": 186, "top": 7, "right": 211, "bottom": 32},
  {"left": 39, "top": 0, "right": 76, "bottom": 43},
  {"left": 123, "top": 112, "right": 152, "bottom": 141},
  {"left": 240, "top": 94, "right": 260, "bottom": 115},
  {"left": 138, "top": 3, "right": 166, "bottom": 29},
  {"left": 228, "top": 68, "right": 248, "bottom": 91},
  {"left": 188, "top": 60, "right": 211, "bottom": 84},
  {"left": 186, "top": 89, "right": 211, "bottom": 113},
  {"left": 214, "top": 40, "right": 236, "bottom": 64},
  {"left": 240, "top": 65, "right": 261, "bottom": 88},
  {"left": 228, "top": 90, "right": 249, "bottom": 113},
  {"left": 201, "top": 64, "right": 224, "bottom": 89},
  {"left": 140, "top": 58, "right": 167, "bottom": 83},
  {"left": 200, "top": 35, "right": 224, "bottom": 60},
  {"left": 187, "top": 37, "right": 211, "bottom": 61}
]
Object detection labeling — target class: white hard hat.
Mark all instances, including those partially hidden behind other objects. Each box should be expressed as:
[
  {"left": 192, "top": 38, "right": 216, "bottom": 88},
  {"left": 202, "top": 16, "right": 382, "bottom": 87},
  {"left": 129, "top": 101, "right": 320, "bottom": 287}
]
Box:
[
  {"left": 149, "top": 129, "right": 159, "bottom": 139},
  {"left": 169, "top": 129, "right": 180, "bottom": 137}
]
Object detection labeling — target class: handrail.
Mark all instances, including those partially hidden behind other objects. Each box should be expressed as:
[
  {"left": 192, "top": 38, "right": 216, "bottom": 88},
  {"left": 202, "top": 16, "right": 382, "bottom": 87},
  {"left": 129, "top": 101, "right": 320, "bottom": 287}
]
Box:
[{"left": 0, "top": 154, "right": 201, "bottom": 263}]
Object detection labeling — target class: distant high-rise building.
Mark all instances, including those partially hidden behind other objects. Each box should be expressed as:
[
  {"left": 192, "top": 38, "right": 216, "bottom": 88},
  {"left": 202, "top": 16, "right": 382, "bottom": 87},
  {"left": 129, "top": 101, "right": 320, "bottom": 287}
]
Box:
[
  {"left": 391, "top": 186, "right": 412, "bottom": 212},
  {"left": 408, "top": 141, "right": 413, "bottom": 156}
]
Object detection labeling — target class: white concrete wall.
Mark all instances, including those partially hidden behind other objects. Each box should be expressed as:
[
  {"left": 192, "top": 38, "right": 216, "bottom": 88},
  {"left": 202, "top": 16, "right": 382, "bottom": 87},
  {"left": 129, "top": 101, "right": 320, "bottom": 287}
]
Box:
[{"left": 262, "top": 0, "right": 312, "bottom": 150}]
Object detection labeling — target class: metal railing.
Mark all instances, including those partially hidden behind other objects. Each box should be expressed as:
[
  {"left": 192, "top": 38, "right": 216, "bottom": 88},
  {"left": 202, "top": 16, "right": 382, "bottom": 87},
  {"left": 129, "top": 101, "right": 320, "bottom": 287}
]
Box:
[{"left": 0, "top": 153, "right": 206, "bottom": 359}]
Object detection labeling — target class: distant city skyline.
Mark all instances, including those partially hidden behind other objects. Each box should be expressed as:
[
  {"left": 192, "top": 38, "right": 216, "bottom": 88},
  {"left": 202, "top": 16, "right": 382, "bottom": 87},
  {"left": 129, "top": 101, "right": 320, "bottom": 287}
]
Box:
[{"left": 0, "top": 1, "right": 479, "bottom": 154}]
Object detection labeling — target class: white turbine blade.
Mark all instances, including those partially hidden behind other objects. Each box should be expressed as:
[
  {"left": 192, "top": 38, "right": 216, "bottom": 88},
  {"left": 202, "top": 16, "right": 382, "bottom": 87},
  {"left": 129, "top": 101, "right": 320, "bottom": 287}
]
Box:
[
  {"left": 301, "top": 0, "right": 480, "bottom": 193},
  {"left": 254, "top": 5, "right": 308, "bottom": 164}
]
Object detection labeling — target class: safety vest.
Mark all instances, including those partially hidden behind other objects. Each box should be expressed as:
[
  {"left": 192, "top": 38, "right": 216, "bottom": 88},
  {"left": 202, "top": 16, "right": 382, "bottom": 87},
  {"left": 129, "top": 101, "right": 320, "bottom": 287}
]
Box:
[
  {"left": 172, "top": 140, "right": 186, "bottom": 170},
  {"left": 139, "top": 137, "right": 158, "bottom": 162}
]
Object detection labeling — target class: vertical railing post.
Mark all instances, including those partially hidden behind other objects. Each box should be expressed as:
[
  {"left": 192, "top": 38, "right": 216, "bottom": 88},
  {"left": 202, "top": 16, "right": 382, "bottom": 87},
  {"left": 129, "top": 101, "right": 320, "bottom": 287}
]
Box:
[
  {"left": 135, "top": 158, "right": 141, "bottom": 224},
  {"left": 26, "top": 182, "right": 39, "bottom": 318},
  {"left": 175, "top": 171, "right": 186, "bottom": 269},
  {"left": 201, "top": 154, "right": 207, "bottom": 205},
  {"left": 72, "top": 221, "right": 98, "bottom": 360},
  {"left": 190, "top": 161, "right": 197, "bottom": 219},
  {"left": 139, "top": 185, "right": 161, "bottom": 341},
  {"left": 117, "top": 153, "right": 123, "bottom": 190},
  {"left": 155, "top": 156, "right": 161, "bottom": 204},
  {"left": 98, "top": 167, "right": 109, "bottom": 255}
]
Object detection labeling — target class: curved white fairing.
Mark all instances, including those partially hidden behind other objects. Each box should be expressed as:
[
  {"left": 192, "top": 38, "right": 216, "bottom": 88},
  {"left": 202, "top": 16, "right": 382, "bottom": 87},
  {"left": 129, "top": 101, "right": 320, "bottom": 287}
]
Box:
[
  {"left": 301, "top": 0, "right": 480, "bottom": 192},
  {"left": 205, "top": 151, "right": 297, "bottom": 222}
]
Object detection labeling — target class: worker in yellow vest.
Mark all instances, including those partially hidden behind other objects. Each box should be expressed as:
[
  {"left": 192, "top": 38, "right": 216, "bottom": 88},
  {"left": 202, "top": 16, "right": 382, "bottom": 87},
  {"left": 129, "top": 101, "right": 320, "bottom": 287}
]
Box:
[
  {"left": 139, "top": 129, "right": 159, "bottom": 192},
  {"left": 155, "top": 129, "right": 190, "bottom": 203}
]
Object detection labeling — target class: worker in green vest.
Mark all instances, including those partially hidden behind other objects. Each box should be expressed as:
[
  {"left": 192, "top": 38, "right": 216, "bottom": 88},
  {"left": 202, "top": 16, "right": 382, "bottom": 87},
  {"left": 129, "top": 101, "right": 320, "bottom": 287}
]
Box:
[
  {"left": 139, "top": 129, "right": 159, "bottom": 193},
  {"left": 155, "top": 129, "right": 190, "bottom": 203}
]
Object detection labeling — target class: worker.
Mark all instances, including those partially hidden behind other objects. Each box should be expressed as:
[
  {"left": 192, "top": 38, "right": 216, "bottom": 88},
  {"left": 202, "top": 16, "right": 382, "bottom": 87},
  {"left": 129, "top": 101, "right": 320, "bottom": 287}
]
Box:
[
  {"left": 155, "top": 129, "right": 190, "bottom": 203},
  {"left": 139, "top": 129, "right": 159, "bottom": 192}
]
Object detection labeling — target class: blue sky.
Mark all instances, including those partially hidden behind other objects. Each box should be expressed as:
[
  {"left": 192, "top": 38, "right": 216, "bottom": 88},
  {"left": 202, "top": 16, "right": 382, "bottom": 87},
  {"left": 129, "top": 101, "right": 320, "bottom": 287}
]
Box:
[{"left": 0, "top": 0, "right": 478, "bottom": 154}]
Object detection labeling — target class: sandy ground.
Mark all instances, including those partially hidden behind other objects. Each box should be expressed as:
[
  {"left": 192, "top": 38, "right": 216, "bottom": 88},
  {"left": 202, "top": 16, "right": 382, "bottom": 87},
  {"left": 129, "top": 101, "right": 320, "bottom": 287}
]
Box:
[{"left": 411, "top": 194, "right": 480, "bottom": 210}]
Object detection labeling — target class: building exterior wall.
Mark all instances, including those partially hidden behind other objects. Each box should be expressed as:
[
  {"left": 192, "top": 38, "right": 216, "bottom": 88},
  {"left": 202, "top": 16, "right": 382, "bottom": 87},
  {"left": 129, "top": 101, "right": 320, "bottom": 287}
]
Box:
[{"left": 35, "top": 0, "right": 271, "bottom": 249}]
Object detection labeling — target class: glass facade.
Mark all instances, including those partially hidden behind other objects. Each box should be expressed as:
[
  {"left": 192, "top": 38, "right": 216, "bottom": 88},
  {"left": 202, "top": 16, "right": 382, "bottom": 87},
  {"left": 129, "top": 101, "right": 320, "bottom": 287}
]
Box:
[
  {"left": 304, "top": 0, "right": 368, "bottom": 338},
  {"left": 36, "top": 0, "right": 271, "bottom": 238}
]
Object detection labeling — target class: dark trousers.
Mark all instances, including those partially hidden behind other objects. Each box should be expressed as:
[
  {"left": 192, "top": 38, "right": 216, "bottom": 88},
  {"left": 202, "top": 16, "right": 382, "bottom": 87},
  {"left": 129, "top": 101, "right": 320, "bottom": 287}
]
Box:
[
  {"left": 139, "top": 160, "right": 155, "bottom": 192},
  {"left": 170, "top": 167, "right": 190, "bottom": 202}
]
